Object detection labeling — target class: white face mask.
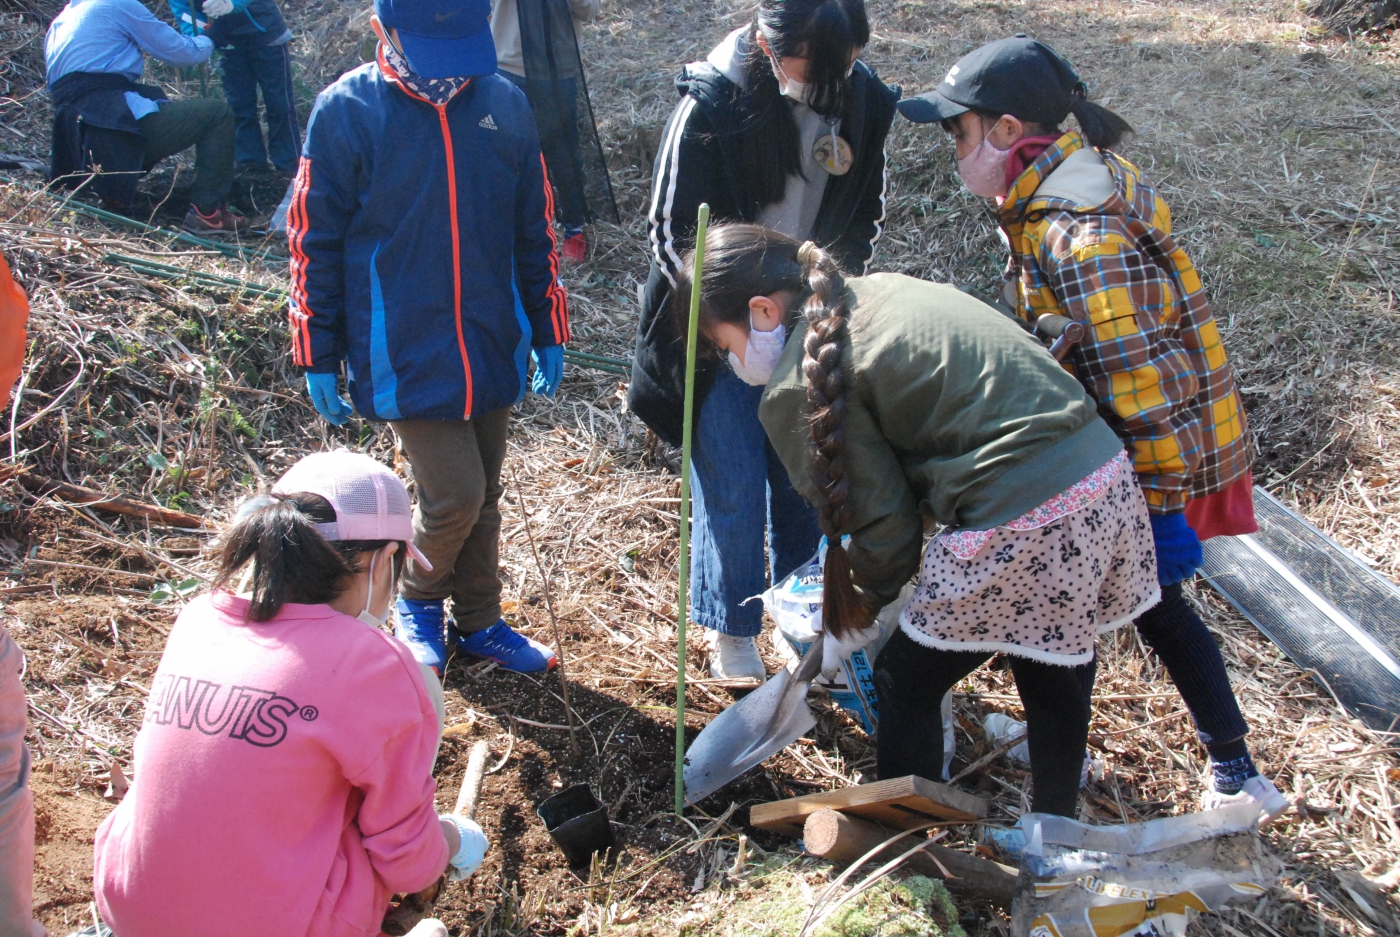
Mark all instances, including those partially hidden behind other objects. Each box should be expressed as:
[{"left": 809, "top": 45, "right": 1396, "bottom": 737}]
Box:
[
  {"left": 957, "top": 132, "right": 1011, "bottom": 199},
  {"left": 356, "top": 547, "right": 393, "bottom": 628},
  {"left": 728, "top": 315, "right": 787, "bottom": 386},
  {"left": 768, "top": 53, "right": 812, "bottom": 105}
]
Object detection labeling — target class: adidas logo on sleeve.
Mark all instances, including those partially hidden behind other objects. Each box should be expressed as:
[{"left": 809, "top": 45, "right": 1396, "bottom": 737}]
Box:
[{"left": 479, "top": 114, "right": 498, "bottom": 130}]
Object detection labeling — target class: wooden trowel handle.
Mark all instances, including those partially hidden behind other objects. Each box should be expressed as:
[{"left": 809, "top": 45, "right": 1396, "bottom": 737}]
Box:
[{"left": 453, "top": 740, "right": 490, "bottom": 819}]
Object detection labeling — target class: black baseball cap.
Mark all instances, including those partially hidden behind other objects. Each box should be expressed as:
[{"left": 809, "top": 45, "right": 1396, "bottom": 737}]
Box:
[{"left": 897, "top": 35, "right": 1085, "bottom": 126}]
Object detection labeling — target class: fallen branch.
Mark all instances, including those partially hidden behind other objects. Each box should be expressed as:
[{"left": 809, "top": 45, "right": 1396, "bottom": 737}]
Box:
[
  {"left": 511, "top": 463, "right": 581, "bottom": 760},
  {"left": 1, "top": 465, "right": 209, "bottom": 528}
]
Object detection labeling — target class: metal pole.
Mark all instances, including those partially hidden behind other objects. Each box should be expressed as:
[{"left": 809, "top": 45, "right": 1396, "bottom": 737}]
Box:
[{"left": 675, "top": 202, "right": 710, "bottom": 815}]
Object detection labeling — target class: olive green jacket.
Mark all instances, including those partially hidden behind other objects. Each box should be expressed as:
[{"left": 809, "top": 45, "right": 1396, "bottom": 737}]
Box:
[{"left": 758, "top": 272, "right": 1124, "bottom": 607}]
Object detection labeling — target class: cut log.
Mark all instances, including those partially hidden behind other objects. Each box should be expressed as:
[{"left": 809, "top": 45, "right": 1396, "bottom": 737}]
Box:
[
  {"left": 749, "top": 775, "right": 987, "bottom": 838},
  {"left": 802, "top": 808, "right": 1017, "bottom": 909},
  {"left": 1, "top": 467, "right": 208, "bottom": 529}
]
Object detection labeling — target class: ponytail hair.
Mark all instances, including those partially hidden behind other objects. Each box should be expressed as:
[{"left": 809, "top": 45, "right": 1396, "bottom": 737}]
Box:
[
  {"left": 795, "top": 241, "right": 869, "bottom": 638},
  {"left": 211, "top": 493, "right": 401, "bottom": 622},
  {"left": 674, "top": 222, "right": 870, "bottom": 638},
  {"left": 1068, "top": 96, "right": 1133, "bottom": 150}
]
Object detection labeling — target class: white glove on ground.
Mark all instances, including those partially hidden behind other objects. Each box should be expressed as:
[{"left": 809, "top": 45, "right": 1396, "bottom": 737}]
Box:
[
  {"left": 202, "top": 0, "right": 234, "bottom": 18},
  {"left": 820, "top": 622, "right": 882, "bottom": 679},
  {"left": 441, "top": 814, "right": 489, "bottom": 881}
]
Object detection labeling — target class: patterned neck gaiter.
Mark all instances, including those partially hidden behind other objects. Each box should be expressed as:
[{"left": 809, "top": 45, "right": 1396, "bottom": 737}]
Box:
[{"left": 380, "top": 40, "right": 472, "bottom": 106}]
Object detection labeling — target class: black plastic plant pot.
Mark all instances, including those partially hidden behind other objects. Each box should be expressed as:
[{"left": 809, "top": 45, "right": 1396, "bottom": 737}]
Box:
[{"left": 537, "top": 785, "right": 615, "bottom": 868}]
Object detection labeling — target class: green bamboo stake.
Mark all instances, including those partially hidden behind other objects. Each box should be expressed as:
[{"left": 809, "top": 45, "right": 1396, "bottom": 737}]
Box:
[{"left": 675, "top": 202, "right": 710, "bottom": 816}]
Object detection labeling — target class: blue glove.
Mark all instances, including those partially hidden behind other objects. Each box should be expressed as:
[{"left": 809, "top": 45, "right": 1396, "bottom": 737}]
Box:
[
  {"left": 1149, "top": 512, "right": 1203, "bottom": 587},
  {"left": 530, "top": 345, "right": 564, "bottom": 397},
  {"left": 305, "top": 372, "right": 353, "bottom": 426}
]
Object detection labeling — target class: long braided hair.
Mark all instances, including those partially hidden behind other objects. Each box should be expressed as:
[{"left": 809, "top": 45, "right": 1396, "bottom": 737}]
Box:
[{"left": 674, "top": 223, "right": 869, "bottom": 638}]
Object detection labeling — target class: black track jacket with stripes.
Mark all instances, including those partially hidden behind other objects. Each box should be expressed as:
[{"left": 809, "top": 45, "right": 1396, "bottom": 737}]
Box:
[{"left": 627, "top": 59, "right": 899, "bottom": 446}]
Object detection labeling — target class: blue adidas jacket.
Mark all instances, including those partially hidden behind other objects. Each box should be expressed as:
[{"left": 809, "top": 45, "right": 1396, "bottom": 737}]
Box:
[{"left": 288, "top": 57, "right": 569, "bottom": 421}]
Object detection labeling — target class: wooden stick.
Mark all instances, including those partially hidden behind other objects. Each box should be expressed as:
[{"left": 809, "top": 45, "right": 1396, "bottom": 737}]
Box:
[
  {"left": 801, "top": 809, "right": 1017, "bottom": 909},
  {"left": 510, "top": 464, "right": 581, "bottom": 760},
  {"left": 454, "top": 741, "right": 490, "bottom": 819},
  {"left": 1, "top": 465, "right": 208, "bottom": 528}
]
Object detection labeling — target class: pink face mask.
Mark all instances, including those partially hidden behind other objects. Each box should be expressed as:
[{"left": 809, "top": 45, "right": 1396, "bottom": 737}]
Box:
[{"left": 957, "top": 134, "right": 1011, "bottom": 199}]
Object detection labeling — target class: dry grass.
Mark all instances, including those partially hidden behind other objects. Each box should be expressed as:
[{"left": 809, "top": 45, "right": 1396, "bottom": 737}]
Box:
[{"left": 1, "top": 0, "right": 1398, "bottom": 934}]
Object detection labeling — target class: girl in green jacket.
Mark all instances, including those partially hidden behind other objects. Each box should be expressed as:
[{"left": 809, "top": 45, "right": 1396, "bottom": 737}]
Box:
[{"left": 676, "top": 223, "right": 1160, "bottom": 818}]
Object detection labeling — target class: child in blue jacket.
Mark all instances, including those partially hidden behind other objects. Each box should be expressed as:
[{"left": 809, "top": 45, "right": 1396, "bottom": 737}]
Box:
[
  {"left": 169, "top": 0, "right": 299, "bottom": 173},
  {"left": 288, "top": 0, "right": 570, "bottom": 674}
]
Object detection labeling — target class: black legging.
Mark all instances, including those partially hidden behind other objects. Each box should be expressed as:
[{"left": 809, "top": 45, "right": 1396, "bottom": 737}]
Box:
[
  {"left": 873, "top": 628, "right": 1096, "bottom": 818},
  {"left": 1133, "top": 582, "right": 1248, "bottom": 746}
]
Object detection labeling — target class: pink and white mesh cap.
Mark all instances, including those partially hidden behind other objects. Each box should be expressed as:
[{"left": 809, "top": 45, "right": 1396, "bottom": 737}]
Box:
[{"left": 271, "top": 448, "right": 431, "bottom": 570}]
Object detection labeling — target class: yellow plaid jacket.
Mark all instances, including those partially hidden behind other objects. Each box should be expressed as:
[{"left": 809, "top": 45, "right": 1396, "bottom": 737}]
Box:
[{"left": 999, "top": 131, "right": 1252, "bottom": 513}]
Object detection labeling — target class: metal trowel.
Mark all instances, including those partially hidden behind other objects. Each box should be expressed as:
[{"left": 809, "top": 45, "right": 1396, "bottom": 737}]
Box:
[{"left": 683, "top": 633, "right": 825, "bottom": 805}]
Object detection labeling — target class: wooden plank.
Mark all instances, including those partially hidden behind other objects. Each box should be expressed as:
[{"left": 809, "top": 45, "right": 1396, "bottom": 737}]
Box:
[{"left": 749, "top": 775, "right": 987, "bottom": 838}]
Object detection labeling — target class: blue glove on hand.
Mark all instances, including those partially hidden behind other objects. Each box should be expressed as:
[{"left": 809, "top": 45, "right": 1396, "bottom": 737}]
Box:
[
  {"left": 305, "top": 372, "right": 353, "bottom": 426},
  {"left": 1149, "top": 512, "right": 1203, "bottom": 587},
  {"left": 530, "top": 345, "right": 564, "bottom": 397}
]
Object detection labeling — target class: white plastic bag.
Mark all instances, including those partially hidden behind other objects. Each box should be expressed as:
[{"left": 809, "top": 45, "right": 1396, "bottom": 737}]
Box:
[
  {"left": 764, "top": 541, "right": 955, "bottom": 779},
  {"left": 1010, "top": 804, "right": 1282, "bottom": 937}
]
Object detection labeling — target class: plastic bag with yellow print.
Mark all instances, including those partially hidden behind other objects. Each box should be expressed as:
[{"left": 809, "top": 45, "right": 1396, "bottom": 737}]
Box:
[{"left": 1009, "top": 803, "right": 1281, "bottom": 937}]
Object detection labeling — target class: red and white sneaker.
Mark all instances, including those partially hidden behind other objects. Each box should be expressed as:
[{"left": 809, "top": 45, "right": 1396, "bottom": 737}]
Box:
[{"left": 182, "top": 204, "right": 250, "bottom": 236}]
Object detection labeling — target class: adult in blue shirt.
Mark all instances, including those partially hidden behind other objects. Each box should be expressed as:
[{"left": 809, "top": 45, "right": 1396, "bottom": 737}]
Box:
[{"left": 45, "top": 0, "right": 248, "bottom": 234}]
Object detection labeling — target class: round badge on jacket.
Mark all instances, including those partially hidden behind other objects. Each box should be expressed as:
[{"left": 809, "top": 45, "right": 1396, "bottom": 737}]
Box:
[{"left": 814, "top": 131, "right": 854, "bottom": 176}]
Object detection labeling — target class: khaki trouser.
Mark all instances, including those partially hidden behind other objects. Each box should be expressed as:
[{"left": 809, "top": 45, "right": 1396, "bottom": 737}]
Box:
[
  {"left": 0, "top": 626, "right": 37, "bottom": 937},
  {"left": 393, "top": 409, "right": 510, "bottom": 635}
]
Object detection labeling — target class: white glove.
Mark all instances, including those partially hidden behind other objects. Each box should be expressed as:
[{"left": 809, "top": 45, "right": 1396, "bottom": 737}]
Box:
[
  {"left": 820, "top": 622, "right": 882, "bottom": 679},
  {"left": 202, "top": 0, "right": 234, "bottom": 18},
  {"left": 441, "top": 814, "right": 488, "bottom": 881}
]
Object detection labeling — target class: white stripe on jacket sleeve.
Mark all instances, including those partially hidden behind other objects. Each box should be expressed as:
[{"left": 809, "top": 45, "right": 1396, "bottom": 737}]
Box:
[{"left": 648, "top": 95, "right": 698, "bottom": 288}]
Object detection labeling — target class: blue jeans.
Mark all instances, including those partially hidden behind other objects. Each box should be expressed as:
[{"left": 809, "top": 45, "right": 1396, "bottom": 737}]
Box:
[
  {"left": 220, "top": 42, "right": 300, "bottom": 172},
  {"left": 690, "top": 367, "right": 822, "bottom": 638}
]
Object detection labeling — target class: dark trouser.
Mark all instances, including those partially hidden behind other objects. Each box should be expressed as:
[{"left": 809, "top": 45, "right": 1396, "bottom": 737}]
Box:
[
  {"left": 138, "top": 98, "right": 235, "bottom": 213},
  {"left": 393, "top": 409, "right": 510, "bottom": 634},
  {"left": 1133, "top": 582, "right": 1249, "bottom": 746},
  {"left": 874, "top": 628, "right": 1096, "bottom": 818},
  {"left": 220, "top": 43, "right": 301, "bottom": 172},
  {"left": 499, "top": 69, "right": 585, "bottom": 228}
]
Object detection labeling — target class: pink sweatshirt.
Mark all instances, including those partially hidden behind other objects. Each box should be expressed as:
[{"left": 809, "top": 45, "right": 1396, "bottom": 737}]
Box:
[{"left": 94, "top": 592, "right": 448, "bottom": 937}]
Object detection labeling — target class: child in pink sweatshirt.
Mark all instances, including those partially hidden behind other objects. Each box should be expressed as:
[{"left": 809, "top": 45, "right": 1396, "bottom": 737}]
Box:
[{"left": 93, "top": 450, "right": 486, "bottom": 937}]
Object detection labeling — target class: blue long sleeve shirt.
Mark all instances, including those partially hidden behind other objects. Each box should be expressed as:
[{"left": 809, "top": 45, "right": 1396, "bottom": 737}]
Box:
[{"left": 45, "top": 0, "right": 213, "bottom": 87}]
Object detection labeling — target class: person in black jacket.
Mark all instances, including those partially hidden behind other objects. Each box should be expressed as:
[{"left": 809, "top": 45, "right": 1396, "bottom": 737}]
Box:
[{"left": 628, "top": 0, "right": 898, "bottom": 682}]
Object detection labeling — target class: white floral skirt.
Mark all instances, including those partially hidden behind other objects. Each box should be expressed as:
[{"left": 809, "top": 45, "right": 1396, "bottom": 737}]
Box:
[{"left": 899, "top": 452, "right": 1160, "bottom": 666}]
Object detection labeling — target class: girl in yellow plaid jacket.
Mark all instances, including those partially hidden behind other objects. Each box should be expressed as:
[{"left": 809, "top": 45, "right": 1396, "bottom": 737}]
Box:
[{"left": 899, "top": 36, "right": 1287, "bottom": 823}]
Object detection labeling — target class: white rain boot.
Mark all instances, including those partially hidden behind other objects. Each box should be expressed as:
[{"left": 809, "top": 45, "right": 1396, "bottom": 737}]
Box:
[
  {"left": 707, "top": 631, "right": 766, "bottom": 683},
  {"left": 404, "top": 919, "right": 448, "bottom": 937},
  {"left": 1202, "top": 775, "right": 1290, "bottom": 824}
]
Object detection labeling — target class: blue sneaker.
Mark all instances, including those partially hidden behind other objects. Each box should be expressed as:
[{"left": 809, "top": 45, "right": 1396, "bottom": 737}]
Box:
[
  {"left": 452, "top": 620, "right": 557, "bottom": 673},
  {"left": 395, "top": 598, "right": 446, "bottom": 673}
]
